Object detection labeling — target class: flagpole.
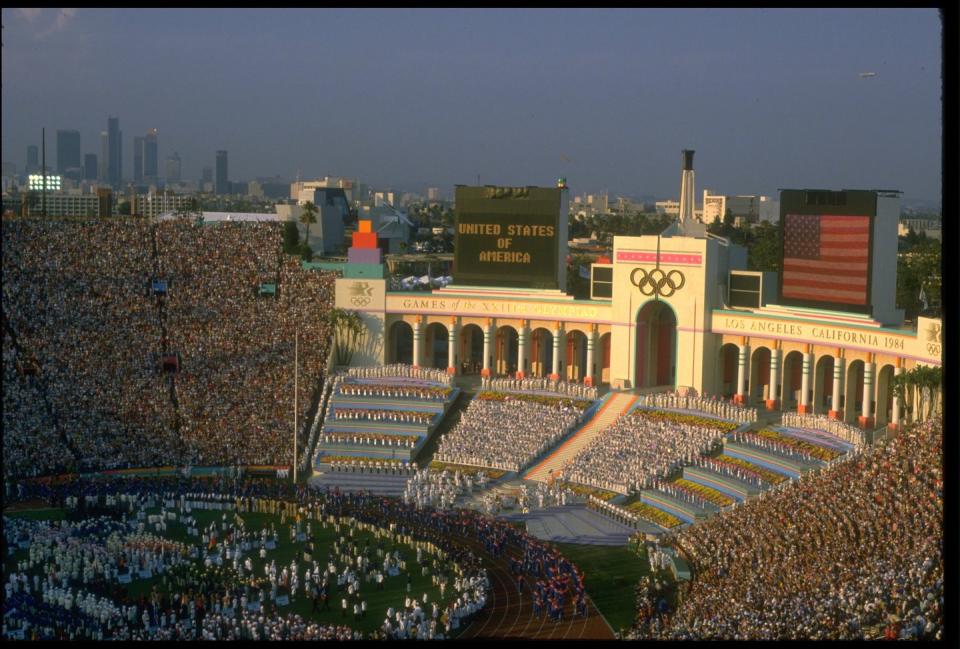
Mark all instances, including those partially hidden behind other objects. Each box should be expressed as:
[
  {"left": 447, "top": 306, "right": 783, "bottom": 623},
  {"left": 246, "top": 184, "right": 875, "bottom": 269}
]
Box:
[{"left": 294, "top": 329, "right": 298, "bottom": 483}]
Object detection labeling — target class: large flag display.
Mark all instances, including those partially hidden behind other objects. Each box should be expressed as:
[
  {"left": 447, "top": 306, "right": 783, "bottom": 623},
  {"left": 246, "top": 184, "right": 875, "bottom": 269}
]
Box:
[{"left": 781, "top": 213, "right": 871, "bottom": 306}]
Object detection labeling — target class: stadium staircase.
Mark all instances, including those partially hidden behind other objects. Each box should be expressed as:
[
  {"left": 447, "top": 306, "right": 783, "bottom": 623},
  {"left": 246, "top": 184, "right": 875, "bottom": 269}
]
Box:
[
  {"left": 523, "top": 391, "right": 638, "bottom": 484},
  {"left": 308, "top": 470, "right": 410, "bottom": 497},
  {"left": 312, "top": 377, "right": 460, "bottom": 469}
]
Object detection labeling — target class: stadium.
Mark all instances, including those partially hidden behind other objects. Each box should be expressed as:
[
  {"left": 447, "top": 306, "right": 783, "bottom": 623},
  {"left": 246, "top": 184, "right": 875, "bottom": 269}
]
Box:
[{"left": 1, "top": 162, "right": 944, "bottom": 641}]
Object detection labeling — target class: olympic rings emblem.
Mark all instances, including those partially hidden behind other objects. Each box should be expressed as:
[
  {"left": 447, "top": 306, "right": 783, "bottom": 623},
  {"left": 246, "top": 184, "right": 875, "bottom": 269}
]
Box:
[
  {"left": 630, "top": 267, "right": 686, "bottom": 297},
  {"left": 350, "top": 296, "right": 372, "bottom": 307}
]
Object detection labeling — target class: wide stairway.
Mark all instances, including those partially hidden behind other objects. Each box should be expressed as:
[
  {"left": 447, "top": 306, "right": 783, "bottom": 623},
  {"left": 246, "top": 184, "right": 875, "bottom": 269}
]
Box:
[{"left": 523, "top": 392, "right": 638, "bottom": 483}]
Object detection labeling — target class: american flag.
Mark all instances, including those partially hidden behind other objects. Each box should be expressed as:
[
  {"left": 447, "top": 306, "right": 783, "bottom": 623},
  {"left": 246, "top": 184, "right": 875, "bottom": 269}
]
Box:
[{"left": 782, "top": 214, "right": 871, "bottom": 306}]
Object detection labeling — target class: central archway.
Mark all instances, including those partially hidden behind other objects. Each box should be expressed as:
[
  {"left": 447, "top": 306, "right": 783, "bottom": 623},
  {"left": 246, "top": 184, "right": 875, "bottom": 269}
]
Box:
[
  {"left": 424, "top": 322, "right": 449, "bottom": 370},
  {"left": 635, "top": 300, "right": 677, "bottom": 389},
  {"left": 530, "top": 327, "right": 553, "bottom": 377},
  {"left": 459, "top": 324, "right": 484, "bottom": 374},
  {"left": 495, "top": 325, "right": 519, "bottom": 376}
]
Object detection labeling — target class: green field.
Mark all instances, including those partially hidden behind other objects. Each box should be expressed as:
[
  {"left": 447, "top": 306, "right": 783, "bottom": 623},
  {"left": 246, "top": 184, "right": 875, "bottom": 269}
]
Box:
[
  {"left": 552, "top": 541, "right": 668, "bottom": 636},
  {"left": 5, "top": 505, "right": 669, "bottom": 638},
  {"left": 4, "top": 506, "right": 453, "bottom": 636}
]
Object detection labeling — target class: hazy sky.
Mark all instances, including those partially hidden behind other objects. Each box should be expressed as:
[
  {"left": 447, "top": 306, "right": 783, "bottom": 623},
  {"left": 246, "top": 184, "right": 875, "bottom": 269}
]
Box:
[{"left": 1, "top": 8, "right": 943, "bottom": 202}]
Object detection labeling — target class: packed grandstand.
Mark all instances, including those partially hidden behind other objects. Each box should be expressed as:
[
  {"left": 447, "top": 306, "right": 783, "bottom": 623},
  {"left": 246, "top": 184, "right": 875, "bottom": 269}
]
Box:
[{"left": 1, "top": 217, "right": 944, "bottom": 641}]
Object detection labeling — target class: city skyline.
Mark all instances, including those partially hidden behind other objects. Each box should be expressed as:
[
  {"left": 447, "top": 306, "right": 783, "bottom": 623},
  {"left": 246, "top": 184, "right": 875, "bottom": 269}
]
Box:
[{"left": 1, "top": 8, "right": 944, "bottom": 202}]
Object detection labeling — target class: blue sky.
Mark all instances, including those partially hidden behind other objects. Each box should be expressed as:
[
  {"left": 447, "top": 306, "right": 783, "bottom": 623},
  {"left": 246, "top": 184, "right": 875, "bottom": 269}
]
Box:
[{"left": 1, "top": 8, "right": 943, "bottom": 202}]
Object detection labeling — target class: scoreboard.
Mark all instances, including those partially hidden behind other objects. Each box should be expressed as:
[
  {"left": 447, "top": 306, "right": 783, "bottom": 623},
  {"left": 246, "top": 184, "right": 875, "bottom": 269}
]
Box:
[{"left": 453, "top": 185, "right": 567, "bottom": 289}]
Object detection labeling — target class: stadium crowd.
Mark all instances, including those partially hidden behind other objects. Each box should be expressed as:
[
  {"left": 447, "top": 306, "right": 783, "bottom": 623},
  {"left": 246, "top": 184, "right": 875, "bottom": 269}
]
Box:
[
  {"left": 636, "top": 418, "right": 943, "bottom": 640},
  {"left": 2, "top": 217, "right": 338, "bottom": 477},
  {"left": 434, "top": 394, "right": 583, "bottom": 472},
  {"left": 563, "top": 408, "right": 731, "bottom": 494}
]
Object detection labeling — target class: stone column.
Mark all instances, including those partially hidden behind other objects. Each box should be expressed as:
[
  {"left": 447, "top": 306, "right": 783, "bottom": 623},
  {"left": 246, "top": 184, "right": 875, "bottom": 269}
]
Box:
[
  {"left": 858, "top": 361, "right": 876, "bottom": 429},
  {"left": 798, "top": 351, "right": 813, "bottom": 414},
  {"left": 733, "top": 344, "right": 749, "bottom": 406},
  {"left": 584, "top": 328, "right": 597, "bottom": 387},
  {"left": 412, "top": 318, "right": 423, "bottom": 369},
  {"left": 828, "top": 356, "right": 845, "bottom": 420},
  {"left": 549, "top": 323, "right": 562, "bottom": 381},
  {"left": 516, "top": 321, "right": 529, "bottom": 379},
  {"left": 890, "top": 364, "right": 904, "bottom": 430},
  {"left": 765, "top": 347, "right": 781, "bottom": 411},
  {"left": 447, "top": 317, "right": 458, "bottom": 376},
  {"left": 481, "top": 320, "right": 493, "bottom": 378}
]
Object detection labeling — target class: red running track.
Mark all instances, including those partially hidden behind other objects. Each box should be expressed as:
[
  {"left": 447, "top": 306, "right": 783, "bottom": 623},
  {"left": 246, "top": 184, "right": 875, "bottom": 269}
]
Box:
[{"left": 458, "top": 543, "right": 616, "bottom": 640}]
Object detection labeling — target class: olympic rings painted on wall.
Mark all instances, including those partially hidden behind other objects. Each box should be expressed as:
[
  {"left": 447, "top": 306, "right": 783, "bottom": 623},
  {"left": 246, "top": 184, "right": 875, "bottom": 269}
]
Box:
[
  {"left": 630, "top": 267, "right": 686, "bottom": 298},
  {"left": 350, "top": 296, "right": 372, "bottom": 307}
]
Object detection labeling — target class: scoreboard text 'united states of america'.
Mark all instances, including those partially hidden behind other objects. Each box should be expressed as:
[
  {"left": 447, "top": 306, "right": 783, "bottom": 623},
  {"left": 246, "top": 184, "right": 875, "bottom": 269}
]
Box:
[{"left": 782, "top": 214, "right": 871, "bottom": 306}]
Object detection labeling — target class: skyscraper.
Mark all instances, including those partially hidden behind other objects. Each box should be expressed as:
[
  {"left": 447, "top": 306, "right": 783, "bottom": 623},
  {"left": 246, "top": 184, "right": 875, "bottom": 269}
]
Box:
[
  {"left": 99, "top": 131, "right": 108, "bottom": 182},
  {"left": 27, "top": 145, "right": 39, "bottom": 174},
  {"left": 107, "top": 116, "right": 122, "bottom": 187},
  {"left": 165, "top": 152, "right": 181, "bottom": 185},
  {"left": 84, "top": 154, "right": 98, "bottom": 181},
  {"left": 133, "top": 135, "right": 145, "bottom": 183},
  {"left": 144, "top": 129, "right": 159, "bottom": 182},
  {"left": 56, "top": 129, "right": 82, "bottom": 177},
  {"left": 215, "top": 150, "right": 228, "bottom": 195}
]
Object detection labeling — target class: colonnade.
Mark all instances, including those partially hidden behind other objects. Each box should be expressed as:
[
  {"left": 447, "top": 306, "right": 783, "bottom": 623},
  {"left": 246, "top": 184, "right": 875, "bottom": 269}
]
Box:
[
  {"left": 722, "top": 340, "right": 908, "bottom": 430},
  {"left": 393, "top": 316, "right": 607, "bottom": 385}
]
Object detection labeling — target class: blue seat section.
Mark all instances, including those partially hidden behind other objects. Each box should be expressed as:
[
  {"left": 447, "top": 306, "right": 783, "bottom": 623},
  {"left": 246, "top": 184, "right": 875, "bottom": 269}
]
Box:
[
  {"left": 639, "top": 490, "right": 706, "bottom": 524},
  {"left": 721, "top": 442, "right": 810, "bottom": 479},
  {"left": 314, "top": 385, "right": 460, "bottom": 466},
  {"left": 680, "top": 466, "right": 758, "bottom": 501},
  {"left": 773, "top": 425, "right": 856, "bottom": 453}
]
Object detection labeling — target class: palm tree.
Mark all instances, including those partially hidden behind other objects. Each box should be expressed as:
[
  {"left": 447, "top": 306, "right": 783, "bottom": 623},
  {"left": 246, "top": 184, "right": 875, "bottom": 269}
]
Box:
[
  {"left": 299, "top": 201, "right": 318, "bottom": 250},
  {"left": 329, "top": 308, "right": 366, "bottom": 366}
]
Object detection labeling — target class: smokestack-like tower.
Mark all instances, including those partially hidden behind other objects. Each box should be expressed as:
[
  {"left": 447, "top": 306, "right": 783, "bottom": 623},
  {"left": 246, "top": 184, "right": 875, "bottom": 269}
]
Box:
[{"left": 678, "top": 149, "right": 695, "bottom": 225}]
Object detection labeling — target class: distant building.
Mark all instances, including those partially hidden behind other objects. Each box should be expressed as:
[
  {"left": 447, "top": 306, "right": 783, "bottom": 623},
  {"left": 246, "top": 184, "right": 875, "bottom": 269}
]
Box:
[
  {"left": 291, "top": 177, "right": 356, "bottom": 203},
  {"left": 136, "top": 192, "right": 197, "bottom": 218},
  {"left": 369, "top": 205, "right": 413, "bottom": 253},
  {"left": 84, "top": 154, "right": 98, "bottom": 181},
  {"left": 898, "top": 218, "right": 941, "bottom": 241},
  {"left": 215, "top": 150, "right": 228, "bottom": 195},
  {"left": 27, "top": 145, "right": 39, "bottom": 174},
  {"left": 56, "top": 129, "right": 82, "bottom": 178},
  {"left": 143, "top": 129, "right": 158, "bottom": 183},
  {"left": 133, "top": 136, "right": 145, "bottom": 183},
  {"left": 260, "top": 182, "right": 289, "bottom": 200},
  {"left": 292, "top": 186, "right": 350, "bottom": 253},
  {"left": 374, "top": 191, "right": 397, "bottom": 207},
  {"left": 655, "top": 200, "right": 680, "bottom": 217},
  {"left": 20, "top": 188, "right": 112, "bottom": 218},
  {"left": 702, "top": 191, "right": 725, "bottom": 223},
  {"left": 106, "top": 116, "right": 122, "bottom": 188},
  {"left": 702, "top": 191, "right": 779, "bottom": 225},
  {"left": 165, "top": 152, "right": 181, "bottom": 185},
  {"left": 427, "top": 187, "right": 441, "bottom": 201},
  {"left": 247, "top": 180, "right": 264, "bottom": 198},
  {"left": 99, "top": 131, "right": 109, "bottom": 181}
]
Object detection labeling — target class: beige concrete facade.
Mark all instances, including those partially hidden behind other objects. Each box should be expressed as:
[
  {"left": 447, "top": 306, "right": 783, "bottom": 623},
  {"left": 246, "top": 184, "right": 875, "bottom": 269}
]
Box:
[{"left": 335, "top": 232, "right": 941, "bottom": 430}]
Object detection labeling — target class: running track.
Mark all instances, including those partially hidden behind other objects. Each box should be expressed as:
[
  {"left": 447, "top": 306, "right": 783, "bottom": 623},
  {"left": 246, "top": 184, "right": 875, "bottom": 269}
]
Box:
[{"left": 457, "top": 541, "right": 616, "bottom": 639}]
